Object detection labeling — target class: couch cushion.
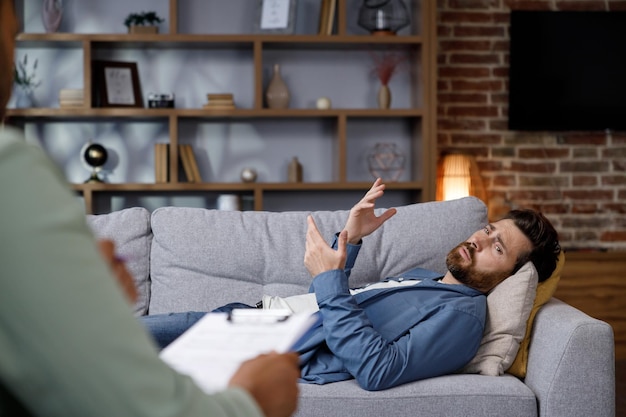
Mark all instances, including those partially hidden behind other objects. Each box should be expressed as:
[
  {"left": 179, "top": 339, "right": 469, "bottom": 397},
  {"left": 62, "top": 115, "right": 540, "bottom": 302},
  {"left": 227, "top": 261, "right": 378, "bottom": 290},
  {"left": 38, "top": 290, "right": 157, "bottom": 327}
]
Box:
[
  {"left": 148, "top": 197, "right": 488, "bottom": 314},
  {"left": 461, "top": 261, "right": 538, "bottom": 376},
  {"left": 86, "top": 207, "right": 152, "bottom": 316},
  {"left": 296, "top": 374, "right": 537, "bottom": 417}
]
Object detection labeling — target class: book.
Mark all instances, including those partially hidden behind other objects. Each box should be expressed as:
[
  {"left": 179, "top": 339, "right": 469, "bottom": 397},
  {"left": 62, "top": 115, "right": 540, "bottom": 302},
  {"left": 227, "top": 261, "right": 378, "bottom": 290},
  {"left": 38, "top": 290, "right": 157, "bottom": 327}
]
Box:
[
  {"left": 202, "top": 104, "right": 236, "bottom": 110},
  {"left": 179, "top": 144, "right": 202, "bottom": 182},
  {"left": 206, "top": 98, "right": 235, "bottom": 106},
  {"left": 318, "top": 0, "right": 330, "bottom": 35},
  {"left": 178, "top": 144, "right": 196, "bottom": 182},
  {"left": 160, "top": 310, "right": 320, "bottom": 394},
  {"left": 325, "top": 0, "right": 336, "bottom": 35},
  {"left": 154, "top": 144, "right": 161, "bottom": 183},
  {"left": 207, "top": 93, "right": 234, "bottom": 101},
  {"left": 59, "top": 99, "right": 84, "bottom": 108},
  {"left": 59, "top": 89, "right": 84, "bottom": 99},
  {"left": 154, "top": 143, "right": 169, "bottom": 183}
]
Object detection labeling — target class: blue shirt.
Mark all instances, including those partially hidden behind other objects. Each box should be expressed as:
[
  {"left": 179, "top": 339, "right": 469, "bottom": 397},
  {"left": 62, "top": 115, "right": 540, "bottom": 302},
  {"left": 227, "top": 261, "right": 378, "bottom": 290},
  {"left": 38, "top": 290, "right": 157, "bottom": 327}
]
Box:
[{"left": 294, "top": 238, "right": 486, "bottom": 390}]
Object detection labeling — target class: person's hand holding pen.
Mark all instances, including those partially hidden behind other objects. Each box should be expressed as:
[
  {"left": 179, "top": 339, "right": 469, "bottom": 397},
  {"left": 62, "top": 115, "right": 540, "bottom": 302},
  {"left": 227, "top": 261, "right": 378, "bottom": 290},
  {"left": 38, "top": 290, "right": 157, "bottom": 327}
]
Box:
[{"left": 97, "top": 239, "right": 138, "bottom": 304}]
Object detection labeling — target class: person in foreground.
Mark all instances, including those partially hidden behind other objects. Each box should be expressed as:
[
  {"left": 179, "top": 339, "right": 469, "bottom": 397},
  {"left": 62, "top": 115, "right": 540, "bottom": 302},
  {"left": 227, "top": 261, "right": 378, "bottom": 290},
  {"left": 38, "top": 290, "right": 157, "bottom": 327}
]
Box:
[
  {"left": 0, "top": 2, "right": 299, "bottom": 417},
  {"left": 143, "top": 179, "right": 561, "bottom": 391}
]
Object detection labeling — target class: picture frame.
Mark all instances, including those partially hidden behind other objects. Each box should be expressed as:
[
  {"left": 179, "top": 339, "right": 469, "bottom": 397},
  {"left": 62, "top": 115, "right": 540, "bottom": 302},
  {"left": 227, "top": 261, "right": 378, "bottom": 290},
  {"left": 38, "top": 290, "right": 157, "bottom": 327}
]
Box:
[
  {"left": 93, "top": 61, "right": 143, "bottom": 108},
  {"left": 254, "top": 0, "right": 297, "bottom": 34}
]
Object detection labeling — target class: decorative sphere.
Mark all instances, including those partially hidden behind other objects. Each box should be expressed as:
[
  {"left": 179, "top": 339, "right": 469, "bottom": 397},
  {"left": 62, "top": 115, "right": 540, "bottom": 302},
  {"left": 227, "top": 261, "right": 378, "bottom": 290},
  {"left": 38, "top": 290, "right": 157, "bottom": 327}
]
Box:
[
  {"left": 316, "top": 97, "right": 331, "bottom": 110},
  {"left": 240, "top": 167, "right": 258, "bottom": 183},
  {"left": 83, "top": 144, "right": 108, "bottom": 168}
]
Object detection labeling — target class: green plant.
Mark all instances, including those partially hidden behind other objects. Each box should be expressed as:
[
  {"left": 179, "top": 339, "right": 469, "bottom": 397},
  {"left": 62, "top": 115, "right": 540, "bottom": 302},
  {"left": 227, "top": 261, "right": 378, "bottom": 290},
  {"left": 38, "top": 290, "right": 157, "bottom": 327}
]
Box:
[
  {"left": 124, "top": 11, "right": 164, "bottom": 28},
  {"left": 14, "top": 54, "right": 41, "bottom": 90}
]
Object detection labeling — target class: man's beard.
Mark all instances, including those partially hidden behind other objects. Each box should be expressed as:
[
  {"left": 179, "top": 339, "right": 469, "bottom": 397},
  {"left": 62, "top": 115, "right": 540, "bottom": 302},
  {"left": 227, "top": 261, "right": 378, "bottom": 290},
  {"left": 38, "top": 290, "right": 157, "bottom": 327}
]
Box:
[{"left": 445, "top": 242, "right": 511, "bottom": 293}]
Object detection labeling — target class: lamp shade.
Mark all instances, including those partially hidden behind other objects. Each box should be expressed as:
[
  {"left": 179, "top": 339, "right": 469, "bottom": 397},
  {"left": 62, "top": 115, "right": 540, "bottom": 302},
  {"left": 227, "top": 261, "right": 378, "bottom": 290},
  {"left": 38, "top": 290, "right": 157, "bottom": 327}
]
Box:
[{"left": 436, "top": 154, "right": 486, "bottom": 202}]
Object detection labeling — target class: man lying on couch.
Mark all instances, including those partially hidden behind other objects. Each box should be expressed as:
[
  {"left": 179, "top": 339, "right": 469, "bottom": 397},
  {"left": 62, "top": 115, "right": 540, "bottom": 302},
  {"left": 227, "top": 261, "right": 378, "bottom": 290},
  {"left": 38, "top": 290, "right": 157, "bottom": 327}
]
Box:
[{"left": 142, "top": 179, "right": 561, "bottom": 391}]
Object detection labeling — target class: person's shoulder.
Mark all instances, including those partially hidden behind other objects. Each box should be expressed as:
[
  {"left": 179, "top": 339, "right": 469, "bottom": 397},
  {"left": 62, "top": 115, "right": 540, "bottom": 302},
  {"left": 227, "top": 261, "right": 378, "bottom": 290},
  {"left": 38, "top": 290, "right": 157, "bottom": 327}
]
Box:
[
  {"left": 0, "top": 126, "right": 42, "bottom": 161},
  {"left": 0, "top": 126, "right": 27, "bottom": 149}
]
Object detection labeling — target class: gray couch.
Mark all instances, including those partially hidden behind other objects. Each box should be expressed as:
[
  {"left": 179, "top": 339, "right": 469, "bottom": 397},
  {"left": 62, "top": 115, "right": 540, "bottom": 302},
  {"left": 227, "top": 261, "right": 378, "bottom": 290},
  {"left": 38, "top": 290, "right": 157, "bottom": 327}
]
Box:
[{"left": 86, "top": 197, "right": 615, "bottom": 417}]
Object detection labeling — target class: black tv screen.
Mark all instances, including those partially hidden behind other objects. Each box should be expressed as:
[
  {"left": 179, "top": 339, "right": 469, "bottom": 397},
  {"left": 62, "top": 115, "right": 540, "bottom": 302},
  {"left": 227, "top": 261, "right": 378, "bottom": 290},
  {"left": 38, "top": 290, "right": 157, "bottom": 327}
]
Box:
[{"left": 508, "top": 11, "right": 626, "bottom": 131}]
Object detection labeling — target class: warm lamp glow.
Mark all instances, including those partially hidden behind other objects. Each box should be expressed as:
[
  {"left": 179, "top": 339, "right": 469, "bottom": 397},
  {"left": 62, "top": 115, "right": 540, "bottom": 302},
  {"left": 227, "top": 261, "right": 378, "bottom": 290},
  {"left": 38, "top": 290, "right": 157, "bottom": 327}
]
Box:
[{"left": 436, "top": 154, "right": 486, "bottom": 202}]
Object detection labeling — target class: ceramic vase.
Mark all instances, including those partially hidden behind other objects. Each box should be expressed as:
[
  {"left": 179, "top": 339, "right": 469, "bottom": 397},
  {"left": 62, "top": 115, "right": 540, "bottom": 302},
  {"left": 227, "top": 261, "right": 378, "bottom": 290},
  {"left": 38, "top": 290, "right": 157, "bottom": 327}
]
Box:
[
  {"left": 42, "top": 0, "right": 63, "bottom": 33},
  {"left": 288, "top": 157, "right": 302, "bottom": 182},
  {"left": 378, "top": 84, "right": 391, "bottom": 109},
  {"left": 266, "top": 64, "right": 290, "bottom": 109},
  {"left": 14, "top": 87, "right": 35, "bottom": 108}
]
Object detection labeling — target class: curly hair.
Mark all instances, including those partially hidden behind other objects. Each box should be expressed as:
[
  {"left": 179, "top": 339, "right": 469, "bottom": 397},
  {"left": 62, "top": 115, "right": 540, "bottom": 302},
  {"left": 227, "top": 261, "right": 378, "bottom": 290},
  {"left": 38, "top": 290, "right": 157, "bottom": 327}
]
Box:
[{"left": 502, "top": 209, "right": 561, "bottom": 282}]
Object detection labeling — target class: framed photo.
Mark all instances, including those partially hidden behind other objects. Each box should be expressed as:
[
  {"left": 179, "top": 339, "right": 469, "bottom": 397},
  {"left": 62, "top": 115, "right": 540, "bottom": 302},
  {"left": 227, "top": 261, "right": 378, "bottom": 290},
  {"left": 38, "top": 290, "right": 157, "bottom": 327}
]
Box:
[
  {"left": 254, "top": 0, "right": 297, "bottom": 34},
  {"left": 94, "top": 61, "right": 143, "bottom": 108}
]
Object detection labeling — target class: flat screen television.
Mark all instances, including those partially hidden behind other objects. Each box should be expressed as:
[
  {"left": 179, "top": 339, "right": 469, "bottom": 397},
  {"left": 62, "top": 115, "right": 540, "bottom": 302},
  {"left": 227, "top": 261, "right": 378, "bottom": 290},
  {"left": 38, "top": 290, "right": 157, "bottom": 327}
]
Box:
[{"left": 508, "top": 11, "right": 626, "bottom": 131}]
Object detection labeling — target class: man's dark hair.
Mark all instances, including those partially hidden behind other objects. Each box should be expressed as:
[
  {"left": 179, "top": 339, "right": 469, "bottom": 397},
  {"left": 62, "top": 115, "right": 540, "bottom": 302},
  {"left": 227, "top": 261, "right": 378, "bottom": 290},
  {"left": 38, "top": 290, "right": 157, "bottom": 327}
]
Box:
[{"left": 502, "top": 209, "right": 561, "bottom": 282}]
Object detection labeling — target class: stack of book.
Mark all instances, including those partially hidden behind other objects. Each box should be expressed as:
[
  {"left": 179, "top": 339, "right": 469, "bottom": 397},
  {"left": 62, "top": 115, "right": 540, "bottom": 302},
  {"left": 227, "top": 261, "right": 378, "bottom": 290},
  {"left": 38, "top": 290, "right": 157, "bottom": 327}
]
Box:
[
  {"left": 203, "top": 93, "right": 235, "bottom": 110},
  {"left": 154, "top": 143, "right": 202, "bottom": 183},
  {"left": 59, "top": 89, "right": 84, "bottom": 107}
]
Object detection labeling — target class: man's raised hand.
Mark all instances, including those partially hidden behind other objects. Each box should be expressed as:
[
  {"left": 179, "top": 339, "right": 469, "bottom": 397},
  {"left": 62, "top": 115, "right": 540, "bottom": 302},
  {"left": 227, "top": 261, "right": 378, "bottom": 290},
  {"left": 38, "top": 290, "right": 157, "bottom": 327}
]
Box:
[{"left": 342, "top": 178, "right": 397, "bottom": 244}]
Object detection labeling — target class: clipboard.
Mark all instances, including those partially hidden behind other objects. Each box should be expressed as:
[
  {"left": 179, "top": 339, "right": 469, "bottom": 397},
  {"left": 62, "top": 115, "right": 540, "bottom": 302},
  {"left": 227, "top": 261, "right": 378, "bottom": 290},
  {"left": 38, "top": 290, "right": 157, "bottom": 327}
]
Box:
[{"left": 160, "top": 309, "right": 320, "bottom": 393}]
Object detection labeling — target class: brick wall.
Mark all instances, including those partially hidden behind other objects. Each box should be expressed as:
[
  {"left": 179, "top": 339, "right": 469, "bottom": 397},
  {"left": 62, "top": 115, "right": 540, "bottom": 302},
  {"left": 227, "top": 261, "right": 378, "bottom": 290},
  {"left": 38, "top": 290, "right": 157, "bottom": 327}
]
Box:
[{"left": 437, "top": 0, "right": 626, "bottom": 251}]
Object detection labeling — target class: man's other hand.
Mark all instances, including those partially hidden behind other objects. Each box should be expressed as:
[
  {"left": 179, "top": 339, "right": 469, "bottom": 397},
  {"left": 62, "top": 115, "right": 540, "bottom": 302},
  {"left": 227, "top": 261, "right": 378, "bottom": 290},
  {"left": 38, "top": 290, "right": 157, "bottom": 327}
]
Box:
[{"left": 304, "top": 215, "right": 347, "bottom": 277}]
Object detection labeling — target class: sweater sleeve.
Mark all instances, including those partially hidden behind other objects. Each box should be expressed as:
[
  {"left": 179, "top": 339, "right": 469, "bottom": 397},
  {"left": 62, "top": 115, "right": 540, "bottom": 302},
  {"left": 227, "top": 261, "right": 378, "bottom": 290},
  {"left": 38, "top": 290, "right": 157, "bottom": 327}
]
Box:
[{"left": 0, "top": 129, "right": 264, "bottom": 417}]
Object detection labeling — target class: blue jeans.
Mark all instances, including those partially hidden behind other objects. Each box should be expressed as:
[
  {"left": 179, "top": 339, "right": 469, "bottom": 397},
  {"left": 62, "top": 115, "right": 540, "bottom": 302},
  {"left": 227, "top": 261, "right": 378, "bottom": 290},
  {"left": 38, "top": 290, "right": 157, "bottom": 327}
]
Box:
[{"left": 140, "top": 303, "right": 255, "bottom": 349}]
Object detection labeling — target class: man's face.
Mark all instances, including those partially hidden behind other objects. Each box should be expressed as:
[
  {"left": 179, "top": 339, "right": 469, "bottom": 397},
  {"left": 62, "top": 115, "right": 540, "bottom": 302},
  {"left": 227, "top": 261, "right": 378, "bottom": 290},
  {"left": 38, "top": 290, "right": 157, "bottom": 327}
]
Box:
[{"left": 445, "top": 219, "right": 532, "bottom": 293}]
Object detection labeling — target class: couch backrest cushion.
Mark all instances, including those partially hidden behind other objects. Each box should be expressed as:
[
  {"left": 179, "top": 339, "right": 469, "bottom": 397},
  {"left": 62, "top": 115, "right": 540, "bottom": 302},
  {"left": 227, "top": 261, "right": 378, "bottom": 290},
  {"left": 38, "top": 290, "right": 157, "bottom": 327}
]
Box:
[
  {"left": 148, "top": 197, "right": 488, "bottom": 314},
  {"left": 86, "top": 207, "right": 152, "bottom": 316}
]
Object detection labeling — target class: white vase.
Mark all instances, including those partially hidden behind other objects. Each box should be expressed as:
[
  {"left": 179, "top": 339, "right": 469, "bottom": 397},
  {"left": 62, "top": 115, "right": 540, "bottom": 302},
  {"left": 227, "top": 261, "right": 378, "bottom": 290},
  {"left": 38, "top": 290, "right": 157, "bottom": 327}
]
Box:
[
  {"left": 14, "top": 88, "right": 35, "bottom": 108},
  {"left": 42, "top": 0, "right": 63, "bottom": 33}
]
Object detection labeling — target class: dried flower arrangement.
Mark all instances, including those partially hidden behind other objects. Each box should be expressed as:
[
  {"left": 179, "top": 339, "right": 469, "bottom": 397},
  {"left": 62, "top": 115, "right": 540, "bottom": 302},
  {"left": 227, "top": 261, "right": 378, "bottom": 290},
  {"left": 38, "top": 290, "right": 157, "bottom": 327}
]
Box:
[{"left": 370, "top": 51, "right": 407, "bottom": 86}]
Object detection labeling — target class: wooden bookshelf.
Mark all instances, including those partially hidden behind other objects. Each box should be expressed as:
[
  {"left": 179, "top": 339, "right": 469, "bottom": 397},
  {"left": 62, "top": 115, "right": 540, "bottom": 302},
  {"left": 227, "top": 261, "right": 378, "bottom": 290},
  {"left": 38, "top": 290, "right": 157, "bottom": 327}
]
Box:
[{"left": 8, "top": 0, "right": 437, "bottom": 214}]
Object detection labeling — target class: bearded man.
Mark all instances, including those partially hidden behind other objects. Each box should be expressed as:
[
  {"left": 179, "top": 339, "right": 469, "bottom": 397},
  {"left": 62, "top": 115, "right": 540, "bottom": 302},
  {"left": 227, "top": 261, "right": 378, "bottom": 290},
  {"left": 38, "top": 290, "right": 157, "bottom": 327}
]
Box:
[{"left": 142, "top": 178, "right": 560, "bottom": 391}]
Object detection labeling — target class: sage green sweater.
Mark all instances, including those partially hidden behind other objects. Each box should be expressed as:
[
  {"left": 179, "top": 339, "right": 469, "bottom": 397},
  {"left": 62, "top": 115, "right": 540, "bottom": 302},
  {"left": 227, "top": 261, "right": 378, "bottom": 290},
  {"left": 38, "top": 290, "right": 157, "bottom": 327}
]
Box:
[{"left": 0, "top": 126, "right": 263, "bottom": 417}]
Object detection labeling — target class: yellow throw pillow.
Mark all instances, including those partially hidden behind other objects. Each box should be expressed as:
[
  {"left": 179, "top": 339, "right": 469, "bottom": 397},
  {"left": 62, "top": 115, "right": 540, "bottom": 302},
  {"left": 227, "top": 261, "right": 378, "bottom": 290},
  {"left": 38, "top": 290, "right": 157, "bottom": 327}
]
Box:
[{"left": 507, "top": 251, "right": 565, "bottom": 378}]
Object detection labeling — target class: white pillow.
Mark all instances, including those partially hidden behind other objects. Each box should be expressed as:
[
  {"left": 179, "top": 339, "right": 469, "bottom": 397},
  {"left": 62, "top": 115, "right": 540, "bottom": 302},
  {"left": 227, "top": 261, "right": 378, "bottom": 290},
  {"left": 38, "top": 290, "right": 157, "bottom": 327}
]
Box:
[{"left": 461, "top": 261, "right": 538, "bottom": 376}]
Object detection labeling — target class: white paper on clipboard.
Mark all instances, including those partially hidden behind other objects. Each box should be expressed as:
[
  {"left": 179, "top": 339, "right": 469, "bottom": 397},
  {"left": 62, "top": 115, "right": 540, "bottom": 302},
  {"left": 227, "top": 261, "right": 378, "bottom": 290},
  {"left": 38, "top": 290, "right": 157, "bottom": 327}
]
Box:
[{"left": 159, "top": 309, "right": 320, "bottom": 393}]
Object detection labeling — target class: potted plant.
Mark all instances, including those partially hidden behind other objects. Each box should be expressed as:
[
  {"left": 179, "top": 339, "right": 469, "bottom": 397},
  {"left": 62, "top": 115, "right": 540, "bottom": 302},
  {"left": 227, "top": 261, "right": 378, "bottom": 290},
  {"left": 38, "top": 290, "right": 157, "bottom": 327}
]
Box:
[
  {"left": 124, "top": 11, "right": 164, "bottom": 34},
  {"left": 13, "top": 54, "right": 41, "bottom": 108}
]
